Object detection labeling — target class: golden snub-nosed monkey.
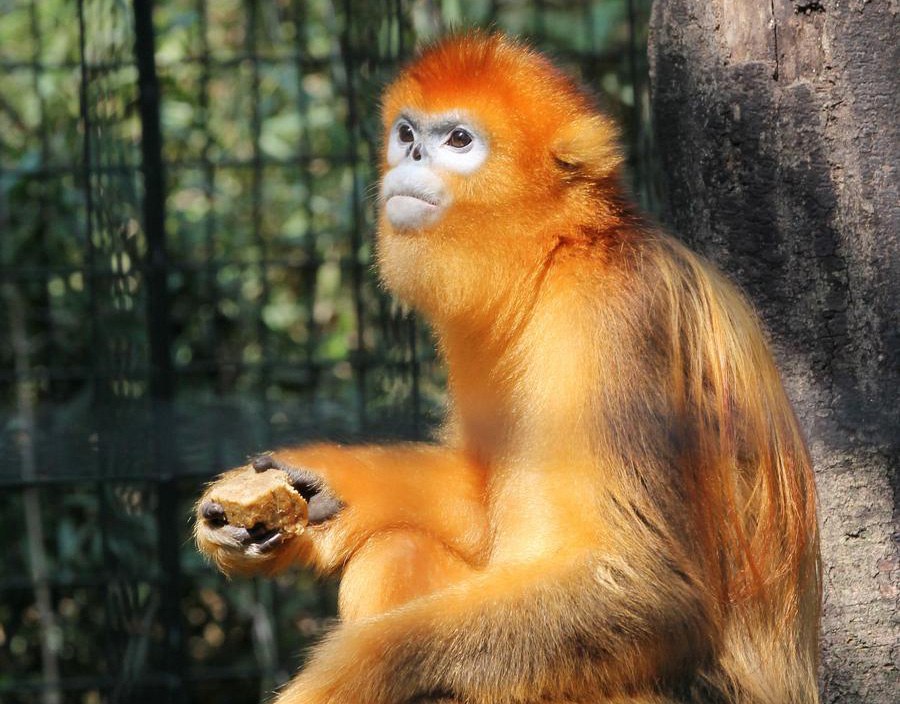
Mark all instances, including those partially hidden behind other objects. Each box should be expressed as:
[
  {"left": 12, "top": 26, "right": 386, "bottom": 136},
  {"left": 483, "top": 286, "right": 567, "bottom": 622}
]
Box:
[{"left": 195, "top": 33, "right": 821, "bottom": 704}]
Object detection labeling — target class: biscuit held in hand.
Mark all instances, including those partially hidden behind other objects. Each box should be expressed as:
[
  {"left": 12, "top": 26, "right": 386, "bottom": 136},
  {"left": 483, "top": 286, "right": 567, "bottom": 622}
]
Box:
[{"left": 206, "top": 465, "right": 308, "bottom": 536}]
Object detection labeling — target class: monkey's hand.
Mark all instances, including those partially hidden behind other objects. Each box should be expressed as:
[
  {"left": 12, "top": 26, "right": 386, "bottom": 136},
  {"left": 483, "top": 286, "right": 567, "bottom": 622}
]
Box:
[
  {"left": 194, "top": 453, "right": 343, "bottom": 578},
  {"left": 195, "top": 443, "right": 486, "bottom": 580}
]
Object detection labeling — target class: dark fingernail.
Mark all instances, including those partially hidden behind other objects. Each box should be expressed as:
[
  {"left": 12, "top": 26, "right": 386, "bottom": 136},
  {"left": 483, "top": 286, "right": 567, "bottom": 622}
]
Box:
[
  {"left": 258, "top": 532, "right": 285, "bottom": 553},
  {"left": 223, "top": 525, "right": 251, "bottom": 544},
  {"left": 252, "top": 454, "right": 276, "bottom": 472},
  {"left": 201, "top": 501, "right": 227, "bottom": 526}
]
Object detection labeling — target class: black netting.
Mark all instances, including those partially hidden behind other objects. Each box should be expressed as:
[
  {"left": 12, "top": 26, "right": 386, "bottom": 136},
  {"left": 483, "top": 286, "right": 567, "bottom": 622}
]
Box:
[{"left": 0, "top": 1, "right": 654, "bottom": 701}]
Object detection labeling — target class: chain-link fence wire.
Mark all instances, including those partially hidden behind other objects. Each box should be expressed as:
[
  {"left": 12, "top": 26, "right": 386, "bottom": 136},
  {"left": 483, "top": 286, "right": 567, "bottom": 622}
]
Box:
[{"left": 0, "top": 1, "right": 654, "bottom": 701}]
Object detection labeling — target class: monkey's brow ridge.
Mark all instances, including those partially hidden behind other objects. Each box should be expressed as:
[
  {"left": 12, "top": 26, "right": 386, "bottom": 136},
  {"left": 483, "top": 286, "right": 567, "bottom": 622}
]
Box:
[{"left": 399, "top": 111, "right": 474, "bottom": 136}]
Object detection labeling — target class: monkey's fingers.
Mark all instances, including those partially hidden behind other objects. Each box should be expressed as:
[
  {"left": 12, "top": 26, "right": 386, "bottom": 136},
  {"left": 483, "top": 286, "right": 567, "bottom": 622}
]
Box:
[{"left": 251, "top": 453, "right": 344, "bottom": 524}]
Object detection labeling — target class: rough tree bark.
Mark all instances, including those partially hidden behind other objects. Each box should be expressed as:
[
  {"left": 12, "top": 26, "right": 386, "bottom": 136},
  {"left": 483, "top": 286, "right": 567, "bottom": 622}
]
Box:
[{"left": 648, "top": 1, "right": 898, "bottom": 701}]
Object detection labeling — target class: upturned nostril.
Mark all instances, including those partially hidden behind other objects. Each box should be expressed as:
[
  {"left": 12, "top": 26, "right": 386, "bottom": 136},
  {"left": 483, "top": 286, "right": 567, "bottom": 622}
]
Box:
[
  {"left": 201, "top": 501, "right": 227, "bottom": 526},
  {"left": 412, "top": 144, "right": 422, "bottom": 161}
]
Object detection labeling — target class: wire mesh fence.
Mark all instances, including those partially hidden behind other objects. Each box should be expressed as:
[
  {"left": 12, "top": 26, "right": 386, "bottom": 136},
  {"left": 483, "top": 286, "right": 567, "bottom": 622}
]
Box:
[{"left": 0, "top": 1, "right": 654, "bottom": 701}]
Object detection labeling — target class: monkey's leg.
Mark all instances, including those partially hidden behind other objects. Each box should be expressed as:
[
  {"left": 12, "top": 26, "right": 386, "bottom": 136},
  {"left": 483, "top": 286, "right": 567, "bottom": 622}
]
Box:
[
  {"left": 339, "top": 528, "right": 480, "bottom": 620},
  {"left": 195, "top": 443, "right": 488, "bottom": 578},
  {"left": 276, "top": 552, "right": 712, "bottom": 704}
]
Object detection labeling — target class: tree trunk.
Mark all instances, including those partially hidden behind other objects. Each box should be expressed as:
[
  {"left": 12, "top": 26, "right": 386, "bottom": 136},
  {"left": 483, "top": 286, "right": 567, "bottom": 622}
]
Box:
[{"left": 648, "top": 1, "right": 898, "bottom": 701}]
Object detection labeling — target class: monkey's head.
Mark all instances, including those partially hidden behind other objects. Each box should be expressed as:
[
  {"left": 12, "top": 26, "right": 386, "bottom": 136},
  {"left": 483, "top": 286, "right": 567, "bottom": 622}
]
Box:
[{"left": 376, "top": 33, "right": 623, "bottom": 323}]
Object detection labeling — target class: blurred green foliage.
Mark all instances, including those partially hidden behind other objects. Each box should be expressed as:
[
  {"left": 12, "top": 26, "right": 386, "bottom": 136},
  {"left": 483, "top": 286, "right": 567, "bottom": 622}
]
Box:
[{"left": 0, "top": 1, "right": 653, "bottom": 702}]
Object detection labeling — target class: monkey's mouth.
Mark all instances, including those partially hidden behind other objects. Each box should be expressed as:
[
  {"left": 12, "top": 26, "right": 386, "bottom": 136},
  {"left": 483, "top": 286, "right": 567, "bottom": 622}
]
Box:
[
  {"left": 386, "top": 191, "right": 440, "bottom": 207},
  {"left": 383, "top": 191, "right": 444, "bottom": 230}
]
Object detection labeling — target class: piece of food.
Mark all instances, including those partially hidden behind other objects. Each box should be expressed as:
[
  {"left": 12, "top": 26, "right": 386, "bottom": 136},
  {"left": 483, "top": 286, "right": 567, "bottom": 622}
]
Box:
[{"left": 207, "top": 466, "right": 308, "bottom": 535}]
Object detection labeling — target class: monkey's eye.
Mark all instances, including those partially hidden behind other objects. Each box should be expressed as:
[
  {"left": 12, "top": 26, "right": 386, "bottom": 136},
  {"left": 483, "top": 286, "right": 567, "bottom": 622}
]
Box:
[
  {"left": 397, "top": 123, "right": 415, "bottom": 143},
  {"left": 446, "top": 128, "right": 473, "bottom": 149}
]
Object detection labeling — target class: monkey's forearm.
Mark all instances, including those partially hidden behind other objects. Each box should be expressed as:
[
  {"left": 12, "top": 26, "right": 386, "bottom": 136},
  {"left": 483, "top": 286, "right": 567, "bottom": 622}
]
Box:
[
  {"left": 196, "top": 443, "right": 488, "bottom": 577},
  {"left": 268, "top": 443, "right": 487, "bottom": 568},
  {"left": 281, "top": 554, "right": 712, "bottom": 704}
]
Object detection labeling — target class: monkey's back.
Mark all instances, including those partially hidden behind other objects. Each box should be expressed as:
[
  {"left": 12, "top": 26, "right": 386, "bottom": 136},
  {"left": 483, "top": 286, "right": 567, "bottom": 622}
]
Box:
[{"left": 581, "top": 229, "right": 821, "bottom": 702}]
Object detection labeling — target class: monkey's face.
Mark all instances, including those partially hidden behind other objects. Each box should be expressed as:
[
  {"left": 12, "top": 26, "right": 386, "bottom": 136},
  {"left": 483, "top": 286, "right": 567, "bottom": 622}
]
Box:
[
  {"left": 380, "top": 111, "right": 489, "bottom": 232},
  {"left": 374, "top": 101, "right": 532, "bottom": 321},
  {"left": 375, "top": 34, "right": 622, "bottom": 322}
]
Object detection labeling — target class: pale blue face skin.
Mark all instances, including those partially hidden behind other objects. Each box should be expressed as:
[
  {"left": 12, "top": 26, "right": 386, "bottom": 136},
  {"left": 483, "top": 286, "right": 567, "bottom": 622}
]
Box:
[{"left": 380, "top": 110, "right": 489, "bottom": 231}]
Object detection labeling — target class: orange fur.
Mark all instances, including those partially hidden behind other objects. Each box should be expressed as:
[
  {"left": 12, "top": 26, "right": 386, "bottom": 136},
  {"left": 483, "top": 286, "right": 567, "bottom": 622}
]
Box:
[
  {"left": 196, "top": 33, "right": 820, "bottom": 704},
  {"left": 195, "top": 444, "right": 488, "bottom": 619}
]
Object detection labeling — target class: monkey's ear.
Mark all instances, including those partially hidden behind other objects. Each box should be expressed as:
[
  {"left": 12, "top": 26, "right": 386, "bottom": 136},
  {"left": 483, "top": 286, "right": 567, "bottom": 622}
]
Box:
[{"left": 551, "top": 114, "right": 623, "bottom": 181}]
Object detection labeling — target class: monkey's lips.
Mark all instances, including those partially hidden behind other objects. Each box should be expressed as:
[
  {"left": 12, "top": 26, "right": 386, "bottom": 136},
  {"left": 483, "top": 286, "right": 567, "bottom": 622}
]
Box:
[{"left": 384, "top": 192, "right": 444, "bottom": 231}]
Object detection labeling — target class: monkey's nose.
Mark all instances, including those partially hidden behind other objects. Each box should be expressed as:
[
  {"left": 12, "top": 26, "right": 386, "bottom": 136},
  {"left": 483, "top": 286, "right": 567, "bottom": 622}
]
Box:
[{"left": 412, "top": 143, "right": 423, "bottom": 161}]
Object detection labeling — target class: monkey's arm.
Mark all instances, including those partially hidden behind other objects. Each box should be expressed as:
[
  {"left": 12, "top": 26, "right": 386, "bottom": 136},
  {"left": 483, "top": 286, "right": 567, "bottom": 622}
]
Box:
[
  {"left": 195, "top": 443, "right": 487, "bottom": 578},
  {"left": 277, "top": 540, "right": 713, "bottom": 704}
]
